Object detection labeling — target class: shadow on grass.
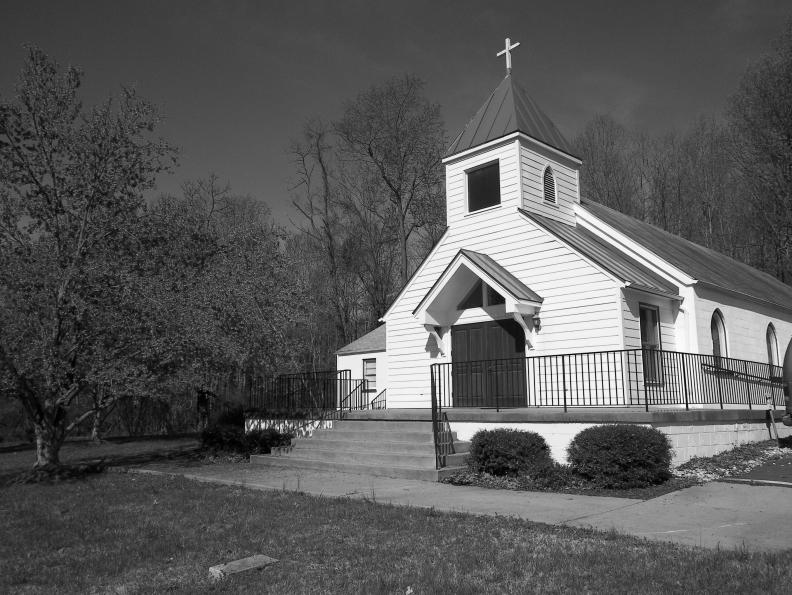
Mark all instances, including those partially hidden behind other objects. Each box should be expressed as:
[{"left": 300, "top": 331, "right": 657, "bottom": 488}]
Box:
[{"left": 0, "top": 438, "right": 203, "bottom": 486}]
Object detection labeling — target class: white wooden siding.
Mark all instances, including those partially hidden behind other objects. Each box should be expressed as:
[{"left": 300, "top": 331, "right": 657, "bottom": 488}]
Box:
[
  {"left": 445, "top": 140, "right": 520, "bottom": 228},
  {"left": 336, "top": 351, "right": 388, "bottom": 403},
  {"left": 385, "top": 208, "right": 622, "bottom": 407},
  {"left": 520, "top": 143, "right": 578, "bottom": 226}
]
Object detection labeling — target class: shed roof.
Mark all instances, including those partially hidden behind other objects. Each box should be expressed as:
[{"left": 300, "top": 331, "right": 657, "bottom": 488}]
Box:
[
  {"left": 580, "top": 198, "right": 792, "bottom": 309},
  {"left": 519, "top": 209, "right": 679, "bottom": 296},
  {"left": 446, "top": 75, "right": 576, "bottom": 158},
  {"left": 335, "top": 324, "right": 386, "bottom": 355}
]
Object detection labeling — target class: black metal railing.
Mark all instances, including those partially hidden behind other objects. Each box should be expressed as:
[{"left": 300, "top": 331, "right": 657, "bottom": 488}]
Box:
[
  {"left": 246, "top": 369, "right": 389, "bottom": 422},
  {"left": 430, "top": 369, "right": 456, "bottom": 469},
  {"left": 430, "top": 349, "right": 785, "bottom": 413},
  {"left": 370, "top": 389, "right": 387, "bottom": 410},
  {"left": 248, "top": 369, "right": 352, "bottom": 413}
]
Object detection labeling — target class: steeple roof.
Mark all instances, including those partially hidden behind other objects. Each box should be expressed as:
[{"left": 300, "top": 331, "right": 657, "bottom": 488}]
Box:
[{"left": 446, "top": 75, "right": 576, "bottom": 158}]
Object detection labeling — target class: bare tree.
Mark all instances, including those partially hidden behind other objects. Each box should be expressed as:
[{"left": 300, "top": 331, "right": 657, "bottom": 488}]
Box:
[
  {"left": 335, "top": 74, "right": 445, "bottom": 286},
  {"left": 728, "top": 21, "right": 792, "bottom": 281}
]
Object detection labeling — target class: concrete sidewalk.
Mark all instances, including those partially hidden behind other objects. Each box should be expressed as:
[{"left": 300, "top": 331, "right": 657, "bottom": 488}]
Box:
[{"left": 137, "top": 462, "right": 792, "bottom": 552}]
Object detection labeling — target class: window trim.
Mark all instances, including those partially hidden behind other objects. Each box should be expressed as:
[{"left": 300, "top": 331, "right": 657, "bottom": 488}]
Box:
[
  {"left": 465, "top": 160, "right": 501, "bottom": 214},
  {"left": 639, "top": 303, "right": 663, "bottom": 385},
  {"left": 543, "top": 165, "right": 557, "bottom": 204},
  {"left": 710, "top": 309, "right": 728, "bottom": 360},
  {"left": 362, "top": 358, "right": 377, "bottom": 395}
]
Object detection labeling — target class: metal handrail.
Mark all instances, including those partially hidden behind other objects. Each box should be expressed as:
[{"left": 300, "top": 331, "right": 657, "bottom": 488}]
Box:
[{"left": 430, "top": 349, "right": 785, "bottom": 411}]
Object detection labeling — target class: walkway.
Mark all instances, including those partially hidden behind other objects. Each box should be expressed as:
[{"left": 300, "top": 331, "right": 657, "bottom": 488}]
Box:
[{"left": 137, "top": 462, "right": 792, "bottom": 552}]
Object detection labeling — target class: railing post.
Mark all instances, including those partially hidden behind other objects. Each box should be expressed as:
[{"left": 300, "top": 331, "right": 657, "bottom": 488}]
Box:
[
  {"left": 681, "top": 353, "right": 689, "bottom": 411},
  {"left": 562, "top": 355, "right": 567, "bottom": 413},
  {"left": 430, "top": 364, "right": 442, "bottom": 469},
  {"left": 744, "top": 361, "right": 752, "bottom": 410}
]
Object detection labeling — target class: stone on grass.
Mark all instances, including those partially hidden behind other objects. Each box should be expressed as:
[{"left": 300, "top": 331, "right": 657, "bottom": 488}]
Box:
[{"left": 209, "top": 554, "right": 278, "bottom": 580}]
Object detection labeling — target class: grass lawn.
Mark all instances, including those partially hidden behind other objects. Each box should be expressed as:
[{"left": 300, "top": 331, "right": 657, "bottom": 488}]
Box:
[{"left": 2, "top": 473, "right": 791, "bottom": 594}]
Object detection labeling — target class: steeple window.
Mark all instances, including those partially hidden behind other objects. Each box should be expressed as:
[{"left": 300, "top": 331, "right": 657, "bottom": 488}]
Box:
[{"left": 467, "top": 161, "right": 500, "bottom": 212}]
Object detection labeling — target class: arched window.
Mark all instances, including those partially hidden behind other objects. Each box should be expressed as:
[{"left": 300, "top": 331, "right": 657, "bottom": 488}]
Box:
[
  {"left": 710, "top": 310, "right": 727, "bottom": 360},
  {"left": 543, "top": 166, "right": 556, "bottom": 204},
  {"left": 766, "top": 324, "right": 779, "bottom": 366}
]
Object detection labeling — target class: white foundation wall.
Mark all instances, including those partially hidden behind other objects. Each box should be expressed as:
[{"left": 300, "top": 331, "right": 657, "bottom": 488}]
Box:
[
  {"left": 448, "top": 419, "right": 792, "bottom": 466},
  {"left": 694, "top": 286, "right": 792, "bottom": 363},
  {"left": 657, "top": 420, "right": 792, "bottom": 464},
  {"left": 451, "top": 422, "right": 599, "bottom": 464},
  {"left": 383, "top": 209, "right": 622, "bottom": 407}
]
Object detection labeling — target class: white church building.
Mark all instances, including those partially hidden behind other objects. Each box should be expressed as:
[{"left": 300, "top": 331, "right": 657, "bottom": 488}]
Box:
[
  {"left": 330, "top": 64, "right": 792, "bottom": 467},
  {"left": 254, "top": 45, "right": 792, "bottom": 478}
]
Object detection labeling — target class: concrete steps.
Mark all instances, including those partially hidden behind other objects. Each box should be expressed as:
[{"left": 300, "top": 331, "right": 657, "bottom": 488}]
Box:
[{"left": 250, "top": 419, "right": 470, "bottom": 481}]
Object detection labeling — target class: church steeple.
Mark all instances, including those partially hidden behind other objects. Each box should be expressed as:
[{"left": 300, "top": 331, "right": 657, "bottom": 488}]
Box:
[{"left": 446, "top": 75, "right": 576, "bottom": 158}]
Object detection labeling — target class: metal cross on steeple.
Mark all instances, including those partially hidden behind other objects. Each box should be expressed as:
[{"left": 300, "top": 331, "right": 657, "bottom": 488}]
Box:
[{"left": 497, "top": 37, "right": 520, "bottom": 75}]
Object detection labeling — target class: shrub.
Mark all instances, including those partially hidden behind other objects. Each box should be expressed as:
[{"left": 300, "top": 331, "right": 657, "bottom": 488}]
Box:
[
  {"left": 245, "top": 428, "right": 293, "bottom": 454},
  {"left": 200, "top": 425, "right": 292, "bottom": 455},
  {"left": 467, "top": 429, "right": 554, "bottom": 477},
  {"left": 201, "top": 425, "right": 246, "bottom": 452},
  {"left": 214, "top": 403, "right": 245, "bottom": 428},
  {"left": 567, "top": 424, "right": 672, "bottom": 488}
]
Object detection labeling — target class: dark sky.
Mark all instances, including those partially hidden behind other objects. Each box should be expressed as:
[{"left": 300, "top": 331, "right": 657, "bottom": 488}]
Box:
[{"left": 2, "top": 1, "right": 790, "bottom": 222}]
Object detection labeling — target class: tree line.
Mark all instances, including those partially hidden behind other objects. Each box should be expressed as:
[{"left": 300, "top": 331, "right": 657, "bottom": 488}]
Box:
[
  {"left": 575, "top": 24, "right": 792, "bottom": 282},
  {"left": 1, "top": 22, "right": 791, "bottom": 468}
]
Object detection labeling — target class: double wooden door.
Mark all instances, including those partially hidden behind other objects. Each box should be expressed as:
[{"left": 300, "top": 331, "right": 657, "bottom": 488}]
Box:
[{"left": 451, "top": 319, "right": 527, "bottom": 408}]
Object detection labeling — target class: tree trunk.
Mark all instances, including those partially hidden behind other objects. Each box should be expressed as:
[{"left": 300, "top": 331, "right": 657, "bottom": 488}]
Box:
[
  {"left": 90, "top": 407, "right": 103, "bottom": 443},
  {"left": 33, "top": 423, "right": 63, "bottom": 468}
]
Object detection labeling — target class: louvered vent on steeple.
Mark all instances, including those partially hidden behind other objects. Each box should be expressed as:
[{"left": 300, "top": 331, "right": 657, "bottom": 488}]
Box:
[{"left": 543, "top": 167, "right": 557, "bottom": 203}]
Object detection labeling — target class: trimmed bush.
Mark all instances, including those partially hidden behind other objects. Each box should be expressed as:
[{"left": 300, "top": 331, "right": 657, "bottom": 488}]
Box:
[
  {"left": 467, "top": 429, "right": 554, "bottom": 477},
  {"left": 567, "top": 424, "right": 672, "bottom": 488},
  {"left": 214, "top": 404, "right": 245, "bottom": 428}
]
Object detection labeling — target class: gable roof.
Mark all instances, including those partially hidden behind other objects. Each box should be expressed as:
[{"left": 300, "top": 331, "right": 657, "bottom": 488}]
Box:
[
  {"left": 336, "top": 324, "right": 386, "bottom": 355},
  {"left": 412, "top": 248, "right": 542, "bottom": 316},
  {"left": 580, "top": 198, "right": 792, "bottom": 309},
  {"left": 446, "top": 75, "right": 576, "bottom": 158},
  {"left": 518, "top": 209, "right": 679, "bottom": 297},
  {"left": 459, "top": 249, "right": 543, "bottom": 303}
]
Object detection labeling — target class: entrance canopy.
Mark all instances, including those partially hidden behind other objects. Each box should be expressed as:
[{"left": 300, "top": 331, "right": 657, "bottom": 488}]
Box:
[{"left": 413, "top": 249, "right": 543, "bottom": 327}]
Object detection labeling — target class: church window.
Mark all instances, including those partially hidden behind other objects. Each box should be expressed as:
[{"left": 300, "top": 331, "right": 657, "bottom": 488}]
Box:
[
  {"left": 543, "top": 166, "right": 557, "bottom": 203},
  {"left": 710, "top": 310, "right": 727, "bottom": 361},
  {"left": 639, "top": 304, "right": 662, "bottom": 383},
  {"left": 766, "top": 324, "right": 779, "bottom": 367},
  {"left": 363, "top": 358, "right": 377, "bottom": 395},
  {"left": 467, "top": 162, "right": 500, "bottom": 212}
]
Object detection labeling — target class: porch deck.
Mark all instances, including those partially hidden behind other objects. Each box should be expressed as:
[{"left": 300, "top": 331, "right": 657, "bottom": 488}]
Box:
[{"left": 344, "top": 406, "right": 782, "bottom": 425}]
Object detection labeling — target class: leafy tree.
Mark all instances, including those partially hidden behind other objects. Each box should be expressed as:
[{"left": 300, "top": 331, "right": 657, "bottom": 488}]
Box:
[
  {"left": 144, "top": 176, "right": 309, "bottom": 398},
  {"left": 0, "top": 47, "right": 176, "bottom": 466}
]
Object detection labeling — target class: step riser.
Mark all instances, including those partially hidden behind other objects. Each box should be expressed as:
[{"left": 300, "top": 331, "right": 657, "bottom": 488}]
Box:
[
  {"left": 329, "top": 420, "right": 435, "bottom": 432},
  {"left": 287, "top": 449, "right": 437, "bottom": 468},
  {"left": 295, "top": 438, "right": 437, "bottom": 454},
  {"left": 250, "top": 455, "right": 446, "bottom": 481},
  {"left": 311, "top": 430, "right": 435, "bottom": 442}
]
